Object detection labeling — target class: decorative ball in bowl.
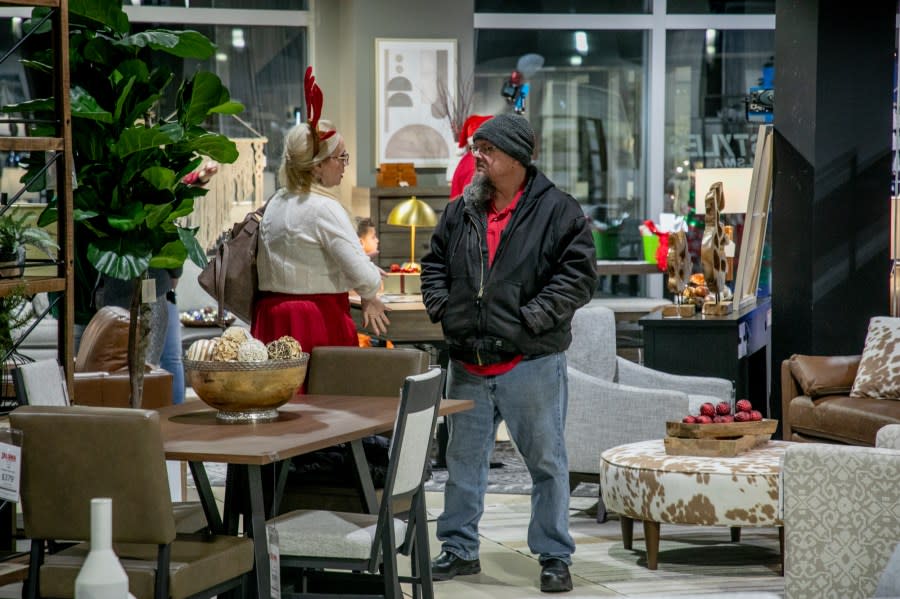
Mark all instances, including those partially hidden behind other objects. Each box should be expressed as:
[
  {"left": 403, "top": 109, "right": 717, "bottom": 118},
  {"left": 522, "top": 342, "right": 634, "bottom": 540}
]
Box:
[{"left": 184, "top": 355, "right": 309, "bottom": 423}]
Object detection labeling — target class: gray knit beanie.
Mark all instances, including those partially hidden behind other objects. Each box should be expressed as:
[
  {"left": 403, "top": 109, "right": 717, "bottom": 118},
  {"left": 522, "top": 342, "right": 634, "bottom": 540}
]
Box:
[{"left": 472, "top": 113, "right": 535, "bottom": 167}]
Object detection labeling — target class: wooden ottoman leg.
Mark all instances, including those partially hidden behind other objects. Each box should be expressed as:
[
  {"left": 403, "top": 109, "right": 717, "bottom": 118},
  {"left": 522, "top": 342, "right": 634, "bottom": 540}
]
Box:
[
  {"left": 620, "top": 516, "right": 634, "bottom": 550},
  {"left": 778, "top": 526, "right": 784, "bottom": 575},
  {"left": 643, "top": 520, "right": 660, "bottom": 570},
  {"left": 730, "top": 526, "right": 741, "bottom": 542}
]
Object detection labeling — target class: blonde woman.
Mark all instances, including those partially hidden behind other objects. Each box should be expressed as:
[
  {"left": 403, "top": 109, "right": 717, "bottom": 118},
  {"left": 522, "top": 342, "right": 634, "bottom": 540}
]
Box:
[{"left": 252, "top": 69, "right": 389, "bottom": 365}]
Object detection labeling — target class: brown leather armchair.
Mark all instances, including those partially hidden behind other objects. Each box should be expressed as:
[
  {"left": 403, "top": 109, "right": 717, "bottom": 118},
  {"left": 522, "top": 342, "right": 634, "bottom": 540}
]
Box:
[
  {"left": 781, "top": 354, "right": 900, "bottom": 445},
  {"left": 72, "top": 306, "right": 173, "bottom": 408}
]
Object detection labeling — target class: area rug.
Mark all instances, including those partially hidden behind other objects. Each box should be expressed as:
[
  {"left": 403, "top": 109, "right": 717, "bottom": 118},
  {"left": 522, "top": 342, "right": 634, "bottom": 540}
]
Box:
[{"left": 425, "top": 441, "right": 600, "bottom": 498}]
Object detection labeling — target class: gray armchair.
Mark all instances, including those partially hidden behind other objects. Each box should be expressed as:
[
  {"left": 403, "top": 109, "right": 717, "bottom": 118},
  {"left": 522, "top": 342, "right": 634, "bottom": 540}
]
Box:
[{"left": 565, "top": 304, "right": 733, "bottom": 519}]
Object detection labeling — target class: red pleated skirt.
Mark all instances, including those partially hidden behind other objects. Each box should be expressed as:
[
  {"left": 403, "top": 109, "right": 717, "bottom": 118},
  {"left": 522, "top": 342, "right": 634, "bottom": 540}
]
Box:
[{"left": 252, "top": 292, "right": 358, "bottom": 392}]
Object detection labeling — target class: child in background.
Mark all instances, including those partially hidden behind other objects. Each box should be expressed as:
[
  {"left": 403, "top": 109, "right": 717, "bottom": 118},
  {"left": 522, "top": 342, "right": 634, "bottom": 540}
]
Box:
[
  {"left": 357, "top": 217, "right": 379, "bottom": 259},
  {"left": 356, "top": 217, "right": 392, "bottom": 348}
]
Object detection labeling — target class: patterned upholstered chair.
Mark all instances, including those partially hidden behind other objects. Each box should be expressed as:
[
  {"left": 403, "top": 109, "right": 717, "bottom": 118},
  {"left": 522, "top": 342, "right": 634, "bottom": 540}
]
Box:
[
  {"left": 782, "top": 424, "right": 900, "bottom": 599},
  {"left": 565, "top": 303, "right": 733, "bottom": 520}
]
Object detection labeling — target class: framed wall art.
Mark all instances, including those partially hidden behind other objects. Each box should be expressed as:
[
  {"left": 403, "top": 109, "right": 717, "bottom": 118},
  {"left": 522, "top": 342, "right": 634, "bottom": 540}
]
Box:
[
  {"left": 732, "top": 124, "right": 774, "bottom": 311},
  {"left": 375, "top": 38, "right": 457, "bottom": 168}
]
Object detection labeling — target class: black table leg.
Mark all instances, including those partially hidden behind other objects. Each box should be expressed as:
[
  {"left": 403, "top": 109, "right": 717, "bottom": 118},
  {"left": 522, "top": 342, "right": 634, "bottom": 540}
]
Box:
[
  {"left": 349, "top": 439, "right": 378, "bottom": 513},
  {"left": 246, "top": 465, "right": 270, "bottom": 599},
  {"left": 188, "top": 461, "right": 223, "bottom": 534}
]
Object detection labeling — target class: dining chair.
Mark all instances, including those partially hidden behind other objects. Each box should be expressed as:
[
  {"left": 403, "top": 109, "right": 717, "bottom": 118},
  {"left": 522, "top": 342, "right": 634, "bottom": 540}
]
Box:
[
  {"left": 278, "top": 346, "right": 432, "bottom": 514},
  {"left": 12, "top": 360, "right": 206, "bottom": 536},
  {"left": 13, "top": 359, "right": 69, "bottom": 407},
  {"left": 270, "top": 366, "right": 445, "bottom": 599},
  {"left": 10, "top": 405, "right": 255, "bottom": 599}
]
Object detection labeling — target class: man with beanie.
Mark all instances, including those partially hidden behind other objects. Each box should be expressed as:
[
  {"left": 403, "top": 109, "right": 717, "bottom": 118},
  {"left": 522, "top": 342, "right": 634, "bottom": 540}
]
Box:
[{"left": 421, "top": 113, "right": 597, "bottom": 593}]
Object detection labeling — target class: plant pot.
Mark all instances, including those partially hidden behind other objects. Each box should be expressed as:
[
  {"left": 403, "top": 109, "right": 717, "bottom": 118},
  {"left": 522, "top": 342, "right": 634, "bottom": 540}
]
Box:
[{"left": 0, "top": 247, "right": 24, "bottom": 279}]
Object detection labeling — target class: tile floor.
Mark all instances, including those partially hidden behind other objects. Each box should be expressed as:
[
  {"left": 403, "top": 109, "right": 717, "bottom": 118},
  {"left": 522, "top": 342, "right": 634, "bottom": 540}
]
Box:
[{"left": 0, "top": 484, "right": 786, "bottom": 598}]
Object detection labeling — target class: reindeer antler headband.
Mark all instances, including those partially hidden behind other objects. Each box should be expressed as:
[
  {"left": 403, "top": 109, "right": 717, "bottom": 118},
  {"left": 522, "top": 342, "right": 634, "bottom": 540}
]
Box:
[{"left": 304, "top": 66, "right": 336, "bottom": 157}]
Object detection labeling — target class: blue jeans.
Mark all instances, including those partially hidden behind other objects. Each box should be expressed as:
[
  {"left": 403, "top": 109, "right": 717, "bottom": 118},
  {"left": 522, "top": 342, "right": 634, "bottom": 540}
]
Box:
[
  {"left": 159, "top": 299, "right": 185, "bottom": 405},
  {"left": 437, "top": 353, "right": 574, "bottom": 564}
]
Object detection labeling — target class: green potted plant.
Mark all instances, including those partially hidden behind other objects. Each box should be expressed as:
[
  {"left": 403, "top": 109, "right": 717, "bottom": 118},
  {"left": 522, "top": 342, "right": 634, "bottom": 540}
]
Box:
[
  {"left": 3, "top": 0, "right": 243, "bottom": 406},
  {"left": 0, "top": 212, "right": 57, "bottom": 278}
]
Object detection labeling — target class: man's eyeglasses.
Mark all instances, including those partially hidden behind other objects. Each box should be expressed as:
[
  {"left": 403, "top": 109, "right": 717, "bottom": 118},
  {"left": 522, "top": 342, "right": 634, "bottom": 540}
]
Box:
[
  {"left": 469, "top": 144, "right": 496, "bottom": 157},
  {"left": 332, "top": 151, "right": 350, "bottom": 166}
]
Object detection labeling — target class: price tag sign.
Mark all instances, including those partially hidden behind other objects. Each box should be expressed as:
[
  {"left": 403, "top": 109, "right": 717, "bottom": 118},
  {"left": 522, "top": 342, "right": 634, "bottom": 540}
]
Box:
[
  {"left": 267, "top": 523, "right": 281, "bottom": 599},
  {"left": 0, "top": 442, "right": 22, "bottom": 503},
  {"left": 142, "top": 278, "right": 157, "bottom": 303}
]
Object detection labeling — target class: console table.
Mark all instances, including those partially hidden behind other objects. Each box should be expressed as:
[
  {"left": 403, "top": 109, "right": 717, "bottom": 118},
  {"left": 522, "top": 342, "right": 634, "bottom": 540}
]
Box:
[{"left": 639, "top": 298, "right": 772, "bottom": 415}]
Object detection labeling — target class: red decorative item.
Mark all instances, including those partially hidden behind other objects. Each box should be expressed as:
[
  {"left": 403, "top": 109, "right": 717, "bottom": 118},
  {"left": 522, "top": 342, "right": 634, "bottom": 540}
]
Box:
[
  {"left": 303, "top": 66, "right": 336, "bottom": 156},
  {"left": 642, "top": 219, "right": 670, "bottom": 272}
]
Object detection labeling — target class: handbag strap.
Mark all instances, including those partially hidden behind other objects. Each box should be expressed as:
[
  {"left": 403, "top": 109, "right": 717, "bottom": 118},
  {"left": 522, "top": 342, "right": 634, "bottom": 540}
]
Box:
[
  {"left": 214, "top": 205, "right": 266, "bottom": 326},
  {"left": 215, "top": 243, "right": 228, "bottom": 325}
]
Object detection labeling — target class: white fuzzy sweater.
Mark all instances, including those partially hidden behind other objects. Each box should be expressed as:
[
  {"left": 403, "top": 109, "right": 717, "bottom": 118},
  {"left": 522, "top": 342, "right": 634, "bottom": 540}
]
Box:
[{"left": 257, "top": 187, "right": 382, "bottom": 299}]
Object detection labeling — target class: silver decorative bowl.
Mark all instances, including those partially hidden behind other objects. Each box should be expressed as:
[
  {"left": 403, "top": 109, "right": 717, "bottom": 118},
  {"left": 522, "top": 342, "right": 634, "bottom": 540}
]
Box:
[{"left": 184, "top": 355, "right": 309, "bottom": 423}]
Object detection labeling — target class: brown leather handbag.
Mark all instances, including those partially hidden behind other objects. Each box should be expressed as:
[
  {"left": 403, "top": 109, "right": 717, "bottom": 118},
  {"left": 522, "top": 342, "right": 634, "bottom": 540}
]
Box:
[{"left": 198, "top": 204, "right": 266, "bottom": 324}]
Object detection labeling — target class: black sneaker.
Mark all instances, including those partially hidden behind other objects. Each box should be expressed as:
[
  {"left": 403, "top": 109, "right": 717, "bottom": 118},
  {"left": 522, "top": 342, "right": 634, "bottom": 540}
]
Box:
[
  {"left": 430, "top": 550, "right": 481, "bottom": 581},
  {"left": 540, "top": 558, "right": 573, "bottom": 593}
]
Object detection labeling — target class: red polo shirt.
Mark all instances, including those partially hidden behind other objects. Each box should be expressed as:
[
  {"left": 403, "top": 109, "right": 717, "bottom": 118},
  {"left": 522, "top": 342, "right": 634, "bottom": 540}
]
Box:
[{"left": 463, "top": 187, "right": 525, "bottom": 376}]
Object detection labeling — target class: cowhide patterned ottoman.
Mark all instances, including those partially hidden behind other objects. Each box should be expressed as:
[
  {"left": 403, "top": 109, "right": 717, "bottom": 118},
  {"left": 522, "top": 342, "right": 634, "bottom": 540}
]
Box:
[{"left": 600, "top": 439, "right": 787, "bottom": 570}]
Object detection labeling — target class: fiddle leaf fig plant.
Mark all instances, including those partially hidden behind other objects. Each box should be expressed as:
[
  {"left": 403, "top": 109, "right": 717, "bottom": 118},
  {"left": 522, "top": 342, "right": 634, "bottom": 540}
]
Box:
[{"left": 2, "top": 0, "right": 244, "bottom": 406}]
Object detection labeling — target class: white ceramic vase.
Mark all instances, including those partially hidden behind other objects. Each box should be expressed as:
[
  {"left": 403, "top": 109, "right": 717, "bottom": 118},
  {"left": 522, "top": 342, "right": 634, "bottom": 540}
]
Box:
[{"left": 74, "top": 498, "right": 136, "bottom": 599}]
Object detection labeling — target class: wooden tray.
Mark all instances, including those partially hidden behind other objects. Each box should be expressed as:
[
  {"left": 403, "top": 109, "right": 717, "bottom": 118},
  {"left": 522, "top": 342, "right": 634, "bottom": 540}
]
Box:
[
  {"left": 664, "top": 434, "right": 771, "bottom": 457},
  {"left": 666, "top": 418, "right": 778, "bottom": 439}
]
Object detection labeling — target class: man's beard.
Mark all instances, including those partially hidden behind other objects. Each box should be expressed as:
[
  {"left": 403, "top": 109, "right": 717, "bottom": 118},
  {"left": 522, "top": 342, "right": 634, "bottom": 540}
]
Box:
[{"left": 464, "top": 172, "right": 495, "bottom": 210}]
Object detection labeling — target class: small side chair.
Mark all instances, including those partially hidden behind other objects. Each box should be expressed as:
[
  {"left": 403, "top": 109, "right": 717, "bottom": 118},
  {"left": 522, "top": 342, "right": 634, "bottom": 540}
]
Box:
[
  {"left": 270, "top": 366, "right": 445, "bottom": 599},
  {"left": 11, "top": 405, "right": 254, "bottom": 599}
]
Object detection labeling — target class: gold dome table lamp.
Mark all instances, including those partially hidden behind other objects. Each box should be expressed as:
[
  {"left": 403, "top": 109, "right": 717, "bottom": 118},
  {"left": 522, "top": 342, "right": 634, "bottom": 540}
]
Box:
[{"left": 386, "top": 196, "right": 437, "bottom": 271}]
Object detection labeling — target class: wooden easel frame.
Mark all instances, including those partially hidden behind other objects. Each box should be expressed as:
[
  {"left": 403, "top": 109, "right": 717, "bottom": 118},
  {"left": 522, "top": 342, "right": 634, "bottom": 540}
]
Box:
[{"left": 732, "top": 124, "right": 774, "bottom": 311}]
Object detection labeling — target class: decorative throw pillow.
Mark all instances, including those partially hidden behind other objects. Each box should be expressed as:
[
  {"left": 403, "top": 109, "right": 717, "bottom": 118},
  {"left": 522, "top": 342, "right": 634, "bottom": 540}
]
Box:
[{"left": 850, "top": 317, "right": 900, "bottom": 400}]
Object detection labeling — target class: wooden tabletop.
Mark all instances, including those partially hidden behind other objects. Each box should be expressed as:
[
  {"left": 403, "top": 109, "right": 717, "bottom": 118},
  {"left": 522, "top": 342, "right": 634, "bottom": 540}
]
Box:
[
  {"left": 349, "top": 294, "right": 444, "bottom": 343},
  {"left": 158, "top": 394, "right": 472, "bottom": 465}
]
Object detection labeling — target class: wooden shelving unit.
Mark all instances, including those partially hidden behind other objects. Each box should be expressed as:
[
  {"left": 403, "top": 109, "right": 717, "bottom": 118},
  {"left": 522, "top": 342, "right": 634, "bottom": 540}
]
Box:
[{"left": 0, "top": 0, "right": 74, "bottom": 394}]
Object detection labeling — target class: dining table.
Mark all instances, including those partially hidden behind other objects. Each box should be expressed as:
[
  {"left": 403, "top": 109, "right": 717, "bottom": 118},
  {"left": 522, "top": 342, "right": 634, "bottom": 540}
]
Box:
[{"left": 158, "top": 394, "right": 472, "bottom": 599}]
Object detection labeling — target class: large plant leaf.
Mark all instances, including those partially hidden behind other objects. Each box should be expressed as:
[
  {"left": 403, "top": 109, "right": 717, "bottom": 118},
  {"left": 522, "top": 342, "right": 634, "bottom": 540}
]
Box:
[
  {"left": 83, "top": 35, "right": 115, "bottom": 66},
  {"left": 176, "top": 133, "right": 239, "bottom": 163},
  {"left": 88, "top": 239, "right": 151, "bottom": 280},
  {"left": 70, "top": 0, "right": 130, "bottom": 35},
  {"left": 0, "top": 98, "right": 54, "bottom": 114},
  {"left": 148, "top": 240, "right": 188, "bottom": 269},
  {"left": 20, "top": 59, "right": 51, "bottom": 74},
  {"left": 116, "top": 59, "right": 151, "bottom": 84},
  {"left": 152, "top": 30, "right": 216, "bottom": 60},
  {"left": 24, "top": 8, "right": 52, "bottom": 35},
  {"left": 73, "top": 209, "right": 100, "bottom": 222},
  {"left": 169, "top": 198, "right": 196, "bottom": 220},
  {"left": 113, "top": 123, "right": 184, "bottom": 158},
  {"left": 107, "top": 202, "right": 146, "bottom": 232},
  {"left": 116, "top": 29, "right": 215, "bottom": 60},
  {"left": 179, "top": 71, "right": 234, "bottom": 127},
  {"left": 208, "top": 101, "right": 245, "bottom": 115},
  {"left": 144, "top": 203, "right": 174, "bottom": 230},
  {"left": 116, "top": 30, "right": 178, "bottom": 52},
  {"left": 71, "top": 87, "right": 113, "bottom": 123},
  {"left": 141, "top": 166, "right": 176, "bottom": 190},
  {"left": 178, "top": 227, "right": 208, "bottom": 267},
  {"left": 113, "top": 76, "right": 135, "bottom": 123}
]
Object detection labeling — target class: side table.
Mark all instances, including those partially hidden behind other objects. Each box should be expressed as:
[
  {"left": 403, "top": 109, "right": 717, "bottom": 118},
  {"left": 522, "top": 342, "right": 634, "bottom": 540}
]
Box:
[{"left": 639, "top": 298, "right": 772, "bottom": 416}]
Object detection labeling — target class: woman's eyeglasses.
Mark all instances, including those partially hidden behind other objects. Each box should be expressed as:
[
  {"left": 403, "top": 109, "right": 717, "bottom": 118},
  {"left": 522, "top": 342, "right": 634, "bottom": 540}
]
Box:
[{"left": 332, "top": 151, "right": 350, "bottom": 166}]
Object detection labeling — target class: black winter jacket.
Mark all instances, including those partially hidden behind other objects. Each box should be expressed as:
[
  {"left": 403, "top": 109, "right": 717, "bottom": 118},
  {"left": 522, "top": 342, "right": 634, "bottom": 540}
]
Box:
[{"left": 420, "top": 168, "right": 597, "bottom": 365}]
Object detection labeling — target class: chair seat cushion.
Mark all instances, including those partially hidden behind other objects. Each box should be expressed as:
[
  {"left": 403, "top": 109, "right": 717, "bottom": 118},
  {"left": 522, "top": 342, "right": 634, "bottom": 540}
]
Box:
[
  {"left": 272, "top": 509, "right": 406, "bottom": 560},
  {"left": 788, "top": 395, "right": 900, "bottom": 446},
  {"left": 40, "top": 533, "right": 253, "bottom": 599}
]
